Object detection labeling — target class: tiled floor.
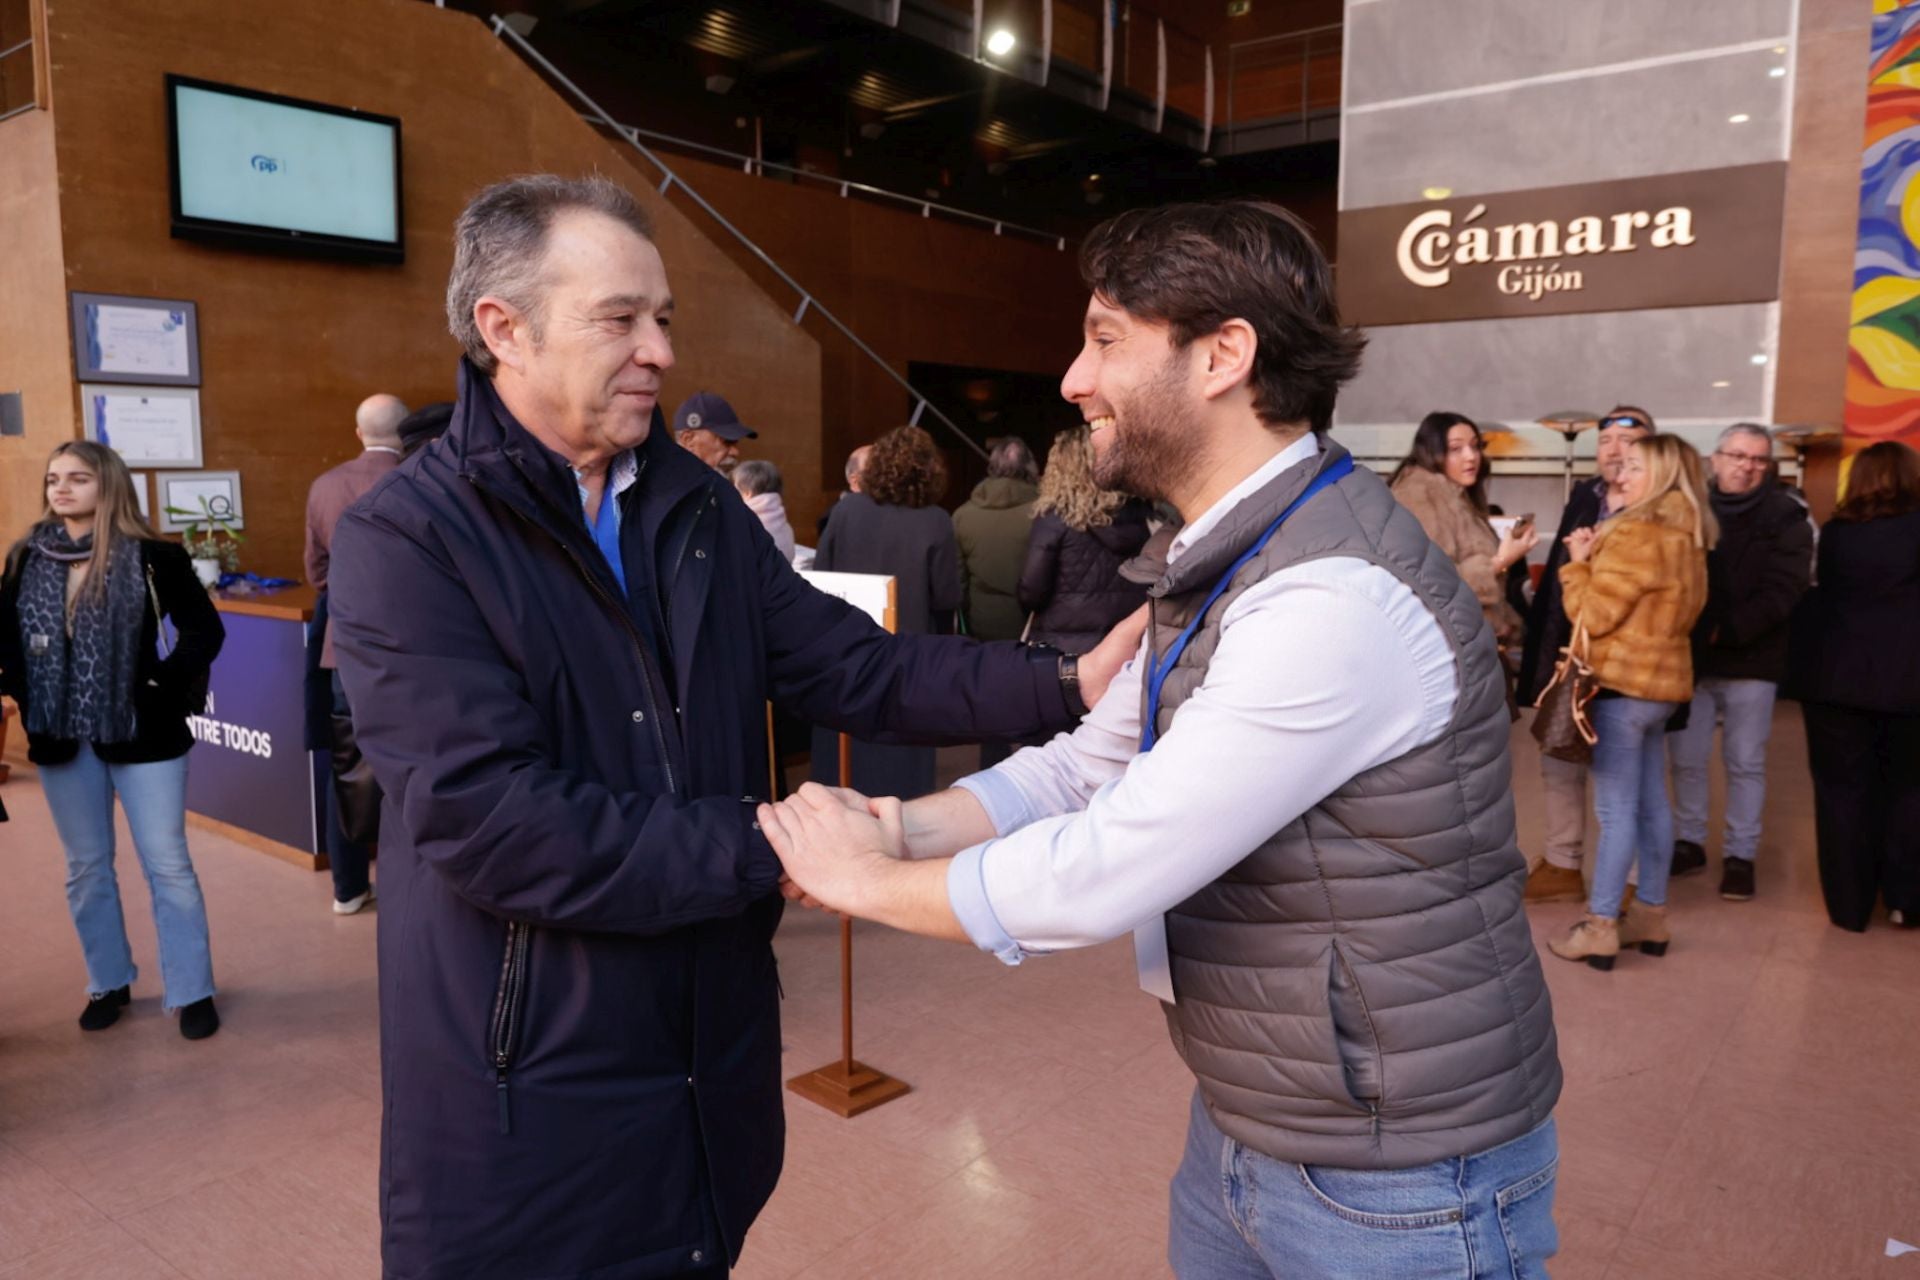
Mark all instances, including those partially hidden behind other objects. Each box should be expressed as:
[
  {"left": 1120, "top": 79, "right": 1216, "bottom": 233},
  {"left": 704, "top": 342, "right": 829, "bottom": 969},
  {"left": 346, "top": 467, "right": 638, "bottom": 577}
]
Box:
[{"left": 1, "top": 705, "right": 1915, "bottom": 1278}]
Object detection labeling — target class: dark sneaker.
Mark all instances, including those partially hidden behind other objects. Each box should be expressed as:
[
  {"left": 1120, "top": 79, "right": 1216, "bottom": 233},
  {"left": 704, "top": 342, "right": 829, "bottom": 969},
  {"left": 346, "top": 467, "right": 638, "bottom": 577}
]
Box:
[
  {"left": 1671, "top": 840, "right": 1707, "bottom": 878},
  {"left": 79, "top": 986, "right": 130, "bottom": 1032},
  {"left": 1720, "top": 858, "right": 1756, "bottom": 901},
  {"left": 179, "top": 997, "right": 220, "bottom": 1041}
]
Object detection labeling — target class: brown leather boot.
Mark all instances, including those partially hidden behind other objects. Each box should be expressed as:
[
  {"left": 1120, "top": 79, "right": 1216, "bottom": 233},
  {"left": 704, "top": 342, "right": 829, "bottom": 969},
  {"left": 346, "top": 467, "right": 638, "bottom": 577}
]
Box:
[
  {"left": 1525, "top": 862, "right": 1585, "bottom": 904},
  {"left": 1618, "top": 899, "right": 1671, "bottom": 956},
  {"left": 1549, "top": 915, "right": 1620, "bottom": 971}
]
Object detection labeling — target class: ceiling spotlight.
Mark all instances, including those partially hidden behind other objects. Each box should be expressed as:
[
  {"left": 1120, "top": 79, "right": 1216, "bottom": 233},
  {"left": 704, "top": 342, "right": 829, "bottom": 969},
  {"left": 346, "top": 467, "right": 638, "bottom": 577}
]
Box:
[
  {"left": 1774, "top": 45, "right": 1788, "bottom": 54},
  {"left": 986, "top": 29, "right": 1016, "bottom": 57},
  {"left": 1751, "top": 354, "right": 1769, "bottom": 365},
  {"left": 1712, "top": 380, "right": 1731, "bottom": 388},
  {"left": 1769, "top": 66, "right": 1786, "bottom": 77},
  {"left": 1198, "top": 155, "right": 1218, "bottom": 168},
  {"left": 1089, "top": 172, "right": 1102, "bottom": 182},
  {"left": 1729, "top": 113, "right": 1751, "bottom": 124},
  {"left": 1422, "top": 186, "right": 1453, "bottom": 200}
]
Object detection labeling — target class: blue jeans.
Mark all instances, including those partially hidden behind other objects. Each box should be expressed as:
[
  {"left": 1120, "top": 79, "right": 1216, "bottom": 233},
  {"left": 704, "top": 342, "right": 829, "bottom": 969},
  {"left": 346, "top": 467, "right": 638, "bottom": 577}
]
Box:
[
  {"left": 38, "top": 745, "right": 216, "bottom": 1010},
  {"left": 1668, "top": 677, "right": 1778, "bottom": 862},
  {"left": 1588, "top": 696, "right": 1682, "bottom": 919},
  {"left": 1168, "top": 1091, "right": 1559, "bottom": 1279}
]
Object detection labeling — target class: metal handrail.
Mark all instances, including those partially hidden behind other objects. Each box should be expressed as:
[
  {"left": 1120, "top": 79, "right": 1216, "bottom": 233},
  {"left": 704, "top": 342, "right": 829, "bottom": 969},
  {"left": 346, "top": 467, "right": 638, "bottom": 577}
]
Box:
[
  {"left": 581, "top": 114, "right": 1065, "bottom": 249},
  {"left": 1223, "top": 21, "right": 1341, "bottom": 150},
  {"left": 0, "top": 34, "right": 37, "bottom": 124},
  {"left": 490, "top": 16, "right": 992, "bottom": 461}
]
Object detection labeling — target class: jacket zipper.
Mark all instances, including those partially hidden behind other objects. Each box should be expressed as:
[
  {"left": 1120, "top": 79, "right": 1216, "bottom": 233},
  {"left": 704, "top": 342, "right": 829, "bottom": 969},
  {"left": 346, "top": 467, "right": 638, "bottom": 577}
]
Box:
[
  {"left": 472, "top": 476, "right": 678, "bottom": 793},
  {"left": 468, "top": 474, "right": 684, "bottom": 1139},
  {"left": 489, "top": 920, "right": 532, "bottom": 1134}
]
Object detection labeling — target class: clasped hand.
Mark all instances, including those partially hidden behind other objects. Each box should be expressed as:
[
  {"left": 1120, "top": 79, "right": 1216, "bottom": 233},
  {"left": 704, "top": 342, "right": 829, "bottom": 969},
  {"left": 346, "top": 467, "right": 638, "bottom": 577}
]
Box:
[{"left": 758, "top": 783, "right": 904, "bottom": 917}]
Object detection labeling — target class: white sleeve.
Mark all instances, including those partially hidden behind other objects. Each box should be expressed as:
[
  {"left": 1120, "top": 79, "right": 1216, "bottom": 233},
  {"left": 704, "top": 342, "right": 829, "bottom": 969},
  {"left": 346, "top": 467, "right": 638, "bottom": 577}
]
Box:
[
  {"left": 945, "top": 564, "right": 1454, "bottom": 961},
  {"left": 950, "top": 635, "right": 1147, "bottom": 834}
]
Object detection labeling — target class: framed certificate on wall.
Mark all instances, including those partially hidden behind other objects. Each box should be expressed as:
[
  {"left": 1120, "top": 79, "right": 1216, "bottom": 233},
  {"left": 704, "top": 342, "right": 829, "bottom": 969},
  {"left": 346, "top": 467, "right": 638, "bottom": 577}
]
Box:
[
  {"left": 81, "top": 384, "right": 204, "bottom": 468},
  {"left": 70, "top": 292, "right": 202, "bottom": 386},
  {"left": 158, "top": 471, "right": 243, "bottom": 533}
]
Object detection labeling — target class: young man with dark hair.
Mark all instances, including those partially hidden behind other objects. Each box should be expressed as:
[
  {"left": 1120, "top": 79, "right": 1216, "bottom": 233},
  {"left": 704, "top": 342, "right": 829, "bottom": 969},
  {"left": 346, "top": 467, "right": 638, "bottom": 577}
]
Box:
[{"left": 762, "top": 201, "right": 1564, "bottom": 1279}]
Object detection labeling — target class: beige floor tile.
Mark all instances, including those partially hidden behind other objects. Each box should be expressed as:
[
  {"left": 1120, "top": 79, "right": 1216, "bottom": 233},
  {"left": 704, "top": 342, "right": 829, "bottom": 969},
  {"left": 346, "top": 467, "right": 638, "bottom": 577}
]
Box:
[
  {"left": 0, "top": 1223, "right": 187, "bottom": 1280},
  {"left": 0, "top": 705, "right": 1902, "bottom": 1280},
  {"left": 783, "top": 1165, "right": 1168, "bottom": 1280}
]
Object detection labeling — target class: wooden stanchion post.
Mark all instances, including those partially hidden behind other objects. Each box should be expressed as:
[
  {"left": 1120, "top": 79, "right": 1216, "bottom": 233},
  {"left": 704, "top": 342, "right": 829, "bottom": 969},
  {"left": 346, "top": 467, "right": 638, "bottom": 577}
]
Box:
[{"left": 785, "top": 731, "right": 911, "bottom": 1117}]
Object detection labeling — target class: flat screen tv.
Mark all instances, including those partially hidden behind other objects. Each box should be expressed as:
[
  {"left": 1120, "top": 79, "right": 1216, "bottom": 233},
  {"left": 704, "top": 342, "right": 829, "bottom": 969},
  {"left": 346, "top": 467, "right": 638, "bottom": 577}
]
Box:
[{"left": 167, "top": 74, "right": 404, "bottom": 264}]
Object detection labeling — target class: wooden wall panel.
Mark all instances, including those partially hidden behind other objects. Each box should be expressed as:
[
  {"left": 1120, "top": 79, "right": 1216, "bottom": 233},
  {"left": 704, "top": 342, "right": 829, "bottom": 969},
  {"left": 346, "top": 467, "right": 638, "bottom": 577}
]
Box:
[
  {"left": 654, "top": 153, "right": 1090, "bottom": 511},
  {"left": 0, "top": 110, "right": 76, "bottom": 540},
  {"left": 40, "top": 0, "right": 821, "bottom": 576},
  {"left": 1774, "top": 6, "right": 1871, "bottom": 519}
]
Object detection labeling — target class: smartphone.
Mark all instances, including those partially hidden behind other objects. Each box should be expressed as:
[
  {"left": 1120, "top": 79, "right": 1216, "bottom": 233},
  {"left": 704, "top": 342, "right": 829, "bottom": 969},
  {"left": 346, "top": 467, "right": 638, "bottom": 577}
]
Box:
[{"left": 1511, "top": 513, "right": 1535, "bottom": 536}]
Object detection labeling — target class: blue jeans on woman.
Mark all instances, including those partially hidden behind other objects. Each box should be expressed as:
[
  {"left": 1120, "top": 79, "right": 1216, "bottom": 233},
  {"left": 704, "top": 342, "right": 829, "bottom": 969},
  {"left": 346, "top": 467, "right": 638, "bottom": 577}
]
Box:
[
  {"left": 1168, "top": 1090, "right": 1559, "bottom": 1278},
  {"left": 38, "top": 744, "right": 216, "bottom": 1010},
  {"left": 1588, "top": 695, "right": 1684, "bottom": 919}
]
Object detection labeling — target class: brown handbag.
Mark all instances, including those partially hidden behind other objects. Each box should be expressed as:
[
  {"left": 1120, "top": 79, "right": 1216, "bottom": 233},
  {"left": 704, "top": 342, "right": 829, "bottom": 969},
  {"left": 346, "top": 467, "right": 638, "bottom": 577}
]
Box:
[{"left": 1531, "top": 616, "right": 1599, "bottom": 765}]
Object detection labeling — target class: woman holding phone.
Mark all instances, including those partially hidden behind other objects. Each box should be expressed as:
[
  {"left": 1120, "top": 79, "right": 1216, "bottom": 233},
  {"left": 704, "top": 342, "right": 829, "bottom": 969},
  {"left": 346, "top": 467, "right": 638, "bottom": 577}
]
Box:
[
  {"left": 1390, "top": 411, "right": 1538, "bottom": 645},
  {"left": 0, "top": 442, "right": 226, "bottom": 1037}
]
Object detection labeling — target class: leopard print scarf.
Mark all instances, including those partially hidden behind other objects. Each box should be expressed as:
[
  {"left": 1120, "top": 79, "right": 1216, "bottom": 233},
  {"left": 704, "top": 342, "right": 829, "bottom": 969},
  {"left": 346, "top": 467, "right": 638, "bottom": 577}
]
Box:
[{"left": 16, "top": 523, "right": 144, "bottom": 744}]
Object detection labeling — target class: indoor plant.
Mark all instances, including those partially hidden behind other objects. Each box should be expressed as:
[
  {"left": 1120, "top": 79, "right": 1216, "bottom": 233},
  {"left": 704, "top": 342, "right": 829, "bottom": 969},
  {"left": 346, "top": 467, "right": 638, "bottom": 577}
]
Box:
[{"left": 164, "top": 497, "right": 244, "bottom": 588}]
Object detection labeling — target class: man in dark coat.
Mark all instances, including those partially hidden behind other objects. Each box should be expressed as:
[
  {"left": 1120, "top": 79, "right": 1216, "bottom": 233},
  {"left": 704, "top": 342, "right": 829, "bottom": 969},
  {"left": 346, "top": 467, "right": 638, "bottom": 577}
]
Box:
[
  {"left": 1516, "top": 406, "right": 1653, "bottom": 902},
  {"left": 1667, "top": 425, "right": 1812, "bottom": 900},
  {"left": 328, "top": 176, "right": 1132, "bottom": 1280}
]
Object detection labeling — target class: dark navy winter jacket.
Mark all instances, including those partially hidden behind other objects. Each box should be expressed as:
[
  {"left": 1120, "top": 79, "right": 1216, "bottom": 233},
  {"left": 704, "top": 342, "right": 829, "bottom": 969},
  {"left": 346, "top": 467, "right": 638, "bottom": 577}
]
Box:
[{"left": 329, "top": 363, "right": 1075, "bottom": 1279}]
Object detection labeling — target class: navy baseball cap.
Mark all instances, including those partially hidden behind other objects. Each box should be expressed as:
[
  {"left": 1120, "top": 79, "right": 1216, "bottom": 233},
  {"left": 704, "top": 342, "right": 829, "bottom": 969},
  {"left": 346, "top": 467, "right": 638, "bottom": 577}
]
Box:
[{"left": 672, "top": 392, "right": 758, "bottom": 441}]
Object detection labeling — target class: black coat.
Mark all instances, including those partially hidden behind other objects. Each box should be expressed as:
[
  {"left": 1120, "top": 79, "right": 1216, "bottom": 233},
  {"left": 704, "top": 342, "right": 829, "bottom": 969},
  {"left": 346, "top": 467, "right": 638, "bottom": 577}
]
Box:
[
  {"left": 1516, "top": 478, "right": 1606, "bottom": 706},
  {"left": 328, "top": 363, "right": 1077, "bottom": 1280},
  {"left": 1692, "top": 486, "right": 1813, "bottom": 684},
  {"left": 812, "top": 491, "right": 962, "bottom": 634},
  {"left": 1017, "top": 501, "right": 1153, "bottom": 652},
  {"left": 1785, "top": 509, "right": 1920, "bottom": 715},
  {"left": 0, "top": 535, "right": 224, "bottom": 766}
]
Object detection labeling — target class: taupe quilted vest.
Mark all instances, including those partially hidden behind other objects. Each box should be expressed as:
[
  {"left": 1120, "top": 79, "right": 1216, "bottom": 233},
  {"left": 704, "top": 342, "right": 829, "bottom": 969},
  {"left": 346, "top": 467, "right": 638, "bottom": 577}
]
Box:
[{"left": 1146, "top": 439, "right": 1561, "bottom": 1169}]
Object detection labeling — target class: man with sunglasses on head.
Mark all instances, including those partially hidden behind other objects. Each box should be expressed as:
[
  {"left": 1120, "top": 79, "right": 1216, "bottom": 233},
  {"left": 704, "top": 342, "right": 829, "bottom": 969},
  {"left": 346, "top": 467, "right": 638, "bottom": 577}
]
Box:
[
  {"left": 1666, "top": 425, "right": 1811, "bottom": 899},
  {"left": 1516, "top": 405, "right": 1656, "bottom": 902}
]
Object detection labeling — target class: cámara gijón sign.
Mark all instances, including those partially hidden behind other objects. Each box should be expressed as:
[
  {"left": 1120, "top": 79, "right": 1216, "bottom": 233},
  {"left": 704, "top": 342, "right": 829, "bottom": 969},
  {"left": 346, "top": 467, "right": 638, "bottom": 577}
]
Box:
[{"left": 1336, "top": 163, "right": 1786, "bottom": 327}]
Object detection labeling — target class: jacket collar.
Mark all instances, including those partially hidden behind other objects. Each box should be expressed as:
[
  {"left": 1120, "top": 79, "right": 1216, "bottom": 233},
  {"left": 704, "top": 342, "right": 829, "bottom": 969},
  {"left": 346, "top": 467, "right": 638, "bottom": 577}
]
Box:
[
  {"left": 1146, "top": 436, "right": 1354, "bottom": 598},
  {"left": 448, "top": 359, "right": 720, "bottom": 537}
]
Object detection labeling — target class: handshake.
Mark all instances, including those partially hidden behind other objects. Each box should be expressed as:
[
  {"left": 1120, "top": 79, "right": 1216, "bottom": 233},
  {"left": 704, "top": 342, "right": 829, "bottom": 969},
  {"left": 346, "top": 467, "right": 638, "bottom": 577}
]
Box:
[{"left": 757, "top": 784, "right": 910, "bottom": 920}]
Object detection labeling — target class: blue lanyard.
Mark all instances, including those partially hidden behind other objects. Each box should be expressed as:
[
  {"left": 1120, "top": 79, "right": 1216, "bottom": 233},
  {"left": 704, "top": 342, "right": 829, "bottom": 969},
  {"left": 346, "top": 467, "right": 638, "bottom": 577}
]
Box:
[{"left": 1141, "top": 454, "right": 1354, "bottom": 752}]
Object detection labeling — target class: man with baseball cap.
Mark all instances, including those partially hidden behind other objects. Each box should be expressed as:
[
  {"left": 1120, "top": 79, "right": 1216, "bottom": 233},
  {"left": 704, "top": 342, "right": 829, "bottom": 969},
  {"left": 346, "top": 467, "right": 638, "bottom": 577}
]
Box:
[{"left": 674, "top": 390, "right": 756, "bottom": 474}]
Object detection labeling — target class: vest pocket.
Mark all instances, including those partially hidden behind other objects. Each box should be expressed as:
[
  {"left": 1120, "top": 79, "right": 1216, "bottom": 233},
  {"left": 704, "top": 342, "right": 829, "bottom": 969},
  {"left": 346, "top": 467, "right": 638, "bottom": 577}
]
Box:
[{"left": 1327, "top": 942, "right": 1384, "bottom": 1110}]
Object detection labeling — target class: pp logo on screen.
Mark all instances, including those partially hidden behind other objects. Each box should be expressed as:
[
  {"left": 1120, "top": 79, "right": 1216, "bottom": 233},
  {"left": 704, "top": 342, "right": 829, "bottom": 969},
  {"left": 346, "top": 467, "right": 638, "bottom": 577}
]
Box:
[{"left": 249, "top": 155, "right": 282, "bottom": 174}]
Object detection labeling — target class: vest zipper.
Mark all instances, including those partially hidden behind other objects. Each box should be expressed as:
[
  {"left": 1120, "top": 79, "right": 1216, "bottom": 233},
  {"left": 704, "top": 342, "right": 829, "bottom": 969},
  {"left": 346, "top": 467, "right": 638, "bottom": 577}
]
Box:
[{"left": 489, "top": 921, "right": 532, "bottom": 1135}]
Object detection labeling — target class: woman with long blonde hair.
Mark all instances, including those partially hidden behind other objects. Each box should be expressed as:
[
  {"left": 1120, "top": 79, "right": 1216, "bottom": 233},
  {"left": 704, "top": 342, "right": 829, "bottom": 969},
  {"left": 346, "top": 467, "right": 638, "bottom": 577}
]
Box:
[
  {"left": 1017, "top": 425, "right": 1152, "bottom": 652},
  {"left": 0, "top": 441, "right": 226, "bottom": 1037},
  {"left": 1548, "top": 434, "right": 1714, "bottom": 971}
]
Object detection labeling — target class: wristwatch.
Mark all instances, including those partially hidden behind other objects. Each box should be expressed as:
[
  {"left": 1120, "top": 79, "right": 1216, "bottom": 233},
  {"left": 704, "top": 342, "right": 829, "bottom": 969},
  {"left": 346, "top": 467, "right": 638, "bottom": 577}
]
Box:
[{"left": 1057, "top": 652, "right": 1087, "bottom": 717}]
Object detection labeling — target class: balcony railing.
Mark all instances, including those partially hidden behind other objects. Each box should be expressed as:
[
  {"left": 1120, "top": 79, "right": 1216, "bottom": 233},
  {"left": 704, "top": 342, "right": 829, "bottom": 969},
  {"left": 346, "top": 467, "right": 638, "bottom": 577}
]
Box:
[{"left": 0, "top": 0, "right": 51, "bottom": 123}]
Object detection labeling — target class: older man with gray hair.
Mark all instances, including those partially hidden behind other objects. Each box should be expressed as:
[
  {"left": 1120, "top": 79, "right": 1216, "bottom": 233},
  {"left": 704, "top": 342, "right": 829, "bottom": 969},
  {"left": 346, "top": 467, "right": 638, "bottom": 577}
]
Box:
[
  {"left": 326, "top": 174, "right": 1140, "bottom": 1280},
  {"left": 1667, "top": 423, "right": 1812, "bottom": 900}
]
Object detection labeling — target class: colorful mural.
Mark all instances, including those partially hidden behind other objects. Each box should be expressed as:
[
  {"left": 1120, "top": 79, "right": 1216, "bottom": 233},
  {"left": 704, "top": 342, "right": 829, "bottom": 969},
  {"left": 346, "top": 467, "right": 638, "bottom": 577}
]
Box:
[{"left": 1849, "top": 0, "right": 1920, "bottom": 445}]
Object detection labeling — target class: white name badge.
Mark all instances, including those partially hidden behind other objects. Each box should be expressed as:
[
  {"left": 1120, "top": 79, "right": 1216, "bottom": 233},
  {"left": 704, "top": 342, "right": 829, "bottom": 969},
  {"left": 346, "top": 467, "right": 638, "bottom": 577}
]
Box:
[{"left": 1136, "top": 914, "right": 1175, "bottom": 1003}]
